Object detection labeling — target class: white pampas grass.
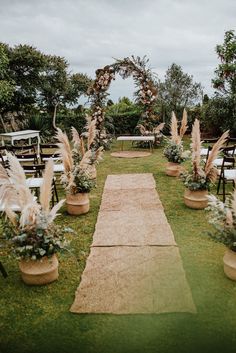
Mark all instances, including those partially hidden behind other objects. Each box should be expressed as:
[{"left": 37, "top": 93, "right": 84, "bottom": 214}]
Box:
[
  {"left": 204, "top": 130, "right": 229, "bottom": 182},
  {"left": 170, "top": 112, "right": 179, "bottom": 144},
  {"left": 56, "top": 128, "right": 74, "bottom": 174},
  {"left": 40, "top": 159, "right": 54, "bottom": 214}
]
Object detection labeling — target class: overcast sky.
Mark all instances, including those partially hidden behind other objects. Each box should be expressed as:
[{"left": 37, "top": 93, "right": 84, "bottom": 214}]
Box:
[{"left": 1, "top": 0, "right": 235, "bottom": 102}]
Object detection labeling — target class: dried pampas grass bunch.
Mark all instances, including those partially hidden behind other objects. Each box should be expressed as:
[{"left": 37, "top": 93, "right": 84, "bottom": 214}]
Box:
[
  {"left": 56, "top": 121, "right": 103, "bottom": 195},
  {"left": 182, "top": 118, "right": 229, "bottom": 191},
  {"left": 0, "top": 154, "right": 65, "bottom": 231},
  {"left": 170, "top": 109, "right": 188, "bottom": 144}
]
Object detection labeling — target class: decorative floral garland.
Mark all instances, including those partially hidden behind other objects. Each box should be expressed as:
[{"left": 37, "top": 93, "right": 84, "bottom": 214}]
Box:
[{"left": 87, "top": 56, "right": 158, "bottom": 147}]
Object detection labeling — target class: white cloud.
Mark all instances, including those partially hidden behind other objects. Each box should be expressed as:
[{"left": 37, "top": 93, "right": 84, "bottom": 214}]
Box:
[{"left": 0, "top": 0, "right": 235, "bottom": 100}]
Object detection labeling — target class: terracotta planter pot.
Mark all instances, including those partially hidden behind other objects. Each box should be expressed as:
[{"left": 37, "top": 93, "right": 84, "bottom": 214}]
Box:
[
  {"left": 87, "top": 164, "right": 97, "bottom": 180},
  {"left": 166, "top": 162, "right": 184, "bottom": 177},
  {"left": 184, "top": 189, "right": 208, "bottom": 209},
  {"left": 223, "top": 249, "right": 236, "bottom": 281},
  {"left": 19, "top": 254, "right": 59, "bottom": 285},
  {"left": 66, "top": 192, "right": 90, "bottom": 215}
]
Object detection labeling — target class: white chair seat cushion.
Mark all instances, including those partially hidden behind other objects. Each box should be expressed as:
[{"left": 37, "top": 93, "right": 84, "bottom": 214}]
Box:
[
  {"left": 53, "top": 164, "right": 64, "bottom": 173},
  {"left": 224, "top": 169, "right": 236, "bottom": 180},
  {"left": 26, "top": 177, "right": 43, "bottom": 188},
  {"left": 200, "top": 148, "right": 208, "bottom": 156},
  {"left": 0, "top": 202, "right": 20, "bottom": 212}
]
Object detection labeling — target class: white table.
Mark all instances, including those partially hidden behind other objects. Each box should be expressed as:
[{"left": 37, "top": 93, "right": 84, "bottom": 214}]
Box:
[
  {"left": 117, "top": 136, "right": 155, "bottom": 152},
  {"left": 0, "top": 130, "right": 40, "bottom": 155}
]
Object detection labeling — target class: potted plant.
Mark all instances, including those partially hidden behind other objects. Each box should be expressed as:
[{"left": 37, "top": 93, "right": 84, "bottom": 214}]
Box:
[
  {"left": 0, "top": 154, "right": 68, "bottom": 285},
  {"left": 181, "top": 119, "right": 228, "bottom": 209},
  {"left": 56, "top": 120, "right": 102, "bottom": 215},
  {"left": 207, "top": 192, "right": 236, "bottom": 280},
  {"left": 163, "top": 109, "right": 189, "bottom": 176}
]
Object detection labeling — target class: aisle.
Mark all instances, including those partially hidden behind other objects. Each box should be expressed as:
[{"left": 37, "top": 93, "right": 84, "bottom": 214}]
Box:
[{"left": 70, "top": 174, "right": 196, "bottom": 314}]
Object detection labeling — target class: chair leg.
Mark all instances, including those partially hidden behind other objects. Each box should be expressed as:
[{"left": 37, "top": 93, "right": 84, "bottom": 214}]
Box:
[
  {"left": 0, "top": 261, "right": 8, "bottom": 278},
  {"left": 223, "top": 178, "right": 226, "bottom": 203},
  {"left": 217, "top": 175, "right": 222, "bottom": 194},
  {"left": 53, "top": 180, "right": 59, "bottom": 203}
]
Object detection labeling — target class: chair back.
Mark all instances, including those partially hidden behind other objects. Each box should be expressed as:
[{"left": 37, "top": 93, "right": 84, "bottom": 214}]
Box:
[
  {"left": 203, "top": 138, "right": 219, "bottom": 144},
  {"left": 40, "top": 143, "right": 58, "bottom": 152},
  {"left": 40, "top": 152, "right": 60, "bottom": 163},
  {"left": 22, "top": 164, "right": 45, "bottom": 176},
  {"left": 206, "top": 145, "right": 235, "bottom": 161},
  {"left": 11, "top": 144, "right": 37, "bottom": 156},
  {"left": 221, "top": 145, "right": 235, "bottom": 156},
  {"left": 15, "top": 152, "right": 38, "bottom": 164},
  {"left": 227, "top": 137, "right": 236, "bottom": 146}
]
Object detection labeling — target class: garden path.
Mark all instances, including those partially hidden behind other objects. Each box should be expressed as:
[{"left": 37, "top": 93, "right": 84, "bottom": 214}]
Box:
[{"left": 70, "top": 174, "right": 196, "bottom": 314}]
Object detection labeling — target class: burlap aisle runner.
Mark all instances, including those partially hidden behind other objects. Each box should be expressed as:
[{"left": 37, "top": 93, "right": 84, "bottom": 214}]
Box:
[{"left": 70, "top": 174, "right": 196, "bottom": 314}]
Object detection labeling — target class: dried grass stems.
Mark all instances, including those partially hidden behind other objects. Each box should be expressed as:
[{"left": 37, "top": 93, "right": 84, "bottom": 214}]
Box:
[
  {"left": 0, "top": 153, "right": 64, "bottom": 230},
  {"left": 138, "top": 122, "right": 165, "bottom": 135},
  {"left": 170, "top": 109, "right": 188, "bottom": 144},
  {"left": 56, "top": 118, "right": 103, "bottom": 193},
  {"left": 191, "top": 119, "right": 229, "bottom": 183}
]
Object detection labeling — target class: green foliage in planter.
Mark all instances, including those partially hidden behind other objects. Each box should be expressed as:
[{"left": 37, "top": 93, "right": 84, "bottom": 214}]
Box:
[
  {"left": 3, "top": 218, "right": 70, "bottom": 260},
  {"left": 73, "top": 170, "right": 95, "bottom": 193},
  {"left": 207, "top": 193, "right": 236, "bottom": 251},
  {"left": 180, "top": 172, "right": 210, "bottom": 191},
  {"left": 163, "top": 140, "right": 187, "bottom": 163}
]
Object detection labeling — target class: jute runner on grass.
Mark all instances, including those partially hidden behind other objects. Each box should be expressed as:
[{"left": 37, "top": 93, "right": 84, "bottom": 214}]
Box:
[
  {"left": 111, "top": 151, "right": 151, "bottom": 158},
  {"left": 70, "top": 174, "right": 196, "bottom": 314}
]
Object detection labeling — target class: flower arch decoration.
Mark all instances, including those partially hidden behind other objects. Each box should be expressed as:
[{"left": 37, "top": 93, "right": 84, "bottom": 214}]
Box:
[{"left": 87, "top": 56, "right": 158, "bottom": 147}]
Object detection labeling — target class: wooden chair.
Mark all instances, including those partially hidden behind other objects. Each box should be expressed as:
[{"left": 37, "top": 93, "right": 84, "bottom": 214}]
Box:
[
  {"left": 217, "top": 156, "right": 236, "bottom": 202},
  {"left": 23, "top": 164, "right": 59, "bottom": 206},
  {"left": 205, "top": 145, "right": 235, "bottom": 168},
  {"left": 14, "top": 152, "right": 39, "bottom": 164},
  {"left": 40, "top": 143, "right": 58, "bottom": 152},
  {"left": 200, "top": 138, "right": 220, "bottom": 157},
  {"left": 11, "top": 144, "right": 37, "bottom": 154}
]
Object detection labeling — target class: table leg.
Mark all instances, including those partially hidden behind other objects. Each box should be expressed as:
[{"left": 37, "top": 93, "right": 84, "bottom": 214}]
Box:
[{"left": 37, "top": 135, "right": 40, "bottom": 157}]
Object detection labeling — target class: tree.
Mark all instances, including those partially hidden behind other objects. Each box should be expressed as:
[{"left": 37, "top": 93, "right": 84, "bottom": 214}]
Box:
[
  {"left": 39, "top": 55, "right": 68, "bottom": 129},
  {"left": 65, "top": 73, "right": 93, "bottom": 106},
  {"left": 0, "top": 43, "right": 15, "bottom": 132},
  {"left": 212, "top": 30, "right": 236, "bottom": 96},
  {"left": 8, "top": 44, "right": 46, "bottom": 112},
  {"left": 157, "top": 63, "right": 203, "bottom": 122},
  {"left": 39, "top": 57, "right": 92, "bottom": 129}
]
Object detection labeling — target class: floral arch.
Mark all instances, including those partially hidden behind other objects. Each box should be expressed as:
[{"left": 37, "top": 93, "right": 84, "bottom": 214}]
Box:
[{"left": 87, "top": 56, "right": 158, "bottom": 147}]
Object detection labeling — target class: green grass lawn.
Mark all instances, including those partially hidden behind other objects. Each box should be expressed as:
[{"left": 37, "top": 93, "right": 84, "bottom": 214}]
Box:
[{"left": 1, "top": 140, "right": 236, "bottom": 353}]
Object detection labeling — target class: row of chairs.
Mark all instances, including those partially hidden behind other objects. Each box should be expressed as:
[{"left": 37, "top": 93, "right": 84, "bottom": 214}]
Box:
[
  {"left": 0, "top": 143, "right": 63, "bottom": 209},
  {"left": 203, "top": 142, "right": 236, "bottom": 202}
]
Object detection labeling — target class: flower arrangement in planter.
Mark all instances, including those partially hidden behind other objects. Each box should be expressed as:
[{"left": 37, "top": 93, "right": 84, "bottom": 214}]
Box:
[
  {"left": 163, "top": 109, "right": 189, "bottom": 176},
  {"left": 207, "top": 192, "right": 236, "bottom": 280},
  {"left": 56, "top": 118, "right": 103, "bottom": 215},
  {"left": 181, "top": 119, "right": 228, "bottom": 209},
  {"left": 0, "top": 154, "right": 68, "bottom": 285}
]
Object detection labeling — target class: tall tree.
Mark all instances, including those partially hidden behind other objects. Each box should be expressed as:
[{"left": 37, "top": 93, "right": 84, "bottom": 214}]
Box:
[
  {"left": 157, "top": 63, "right": 203, "bottom": 122},
  {"left": 8, "top": 44, "right": 46, "bottom": 112},
  {"left": 212, "top": 30, "right": 236, "bottom": 96},
  {"left": 0, "top": 43, "right": 15, "bottom": 132}
]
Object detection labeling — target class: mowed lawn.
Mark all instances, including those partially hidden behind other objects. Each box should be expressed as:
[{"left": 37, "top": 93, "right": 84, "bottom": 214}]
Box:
[{"left": 1, "top": 139, "right": 236, "bottom": 353}]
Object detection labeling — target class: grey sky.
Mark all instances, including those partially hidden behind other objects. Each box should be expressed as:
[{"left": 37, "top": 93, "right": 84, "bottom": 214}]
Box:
[{"left": 1, "top": 0, "right": 235, "bottom": 101}]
